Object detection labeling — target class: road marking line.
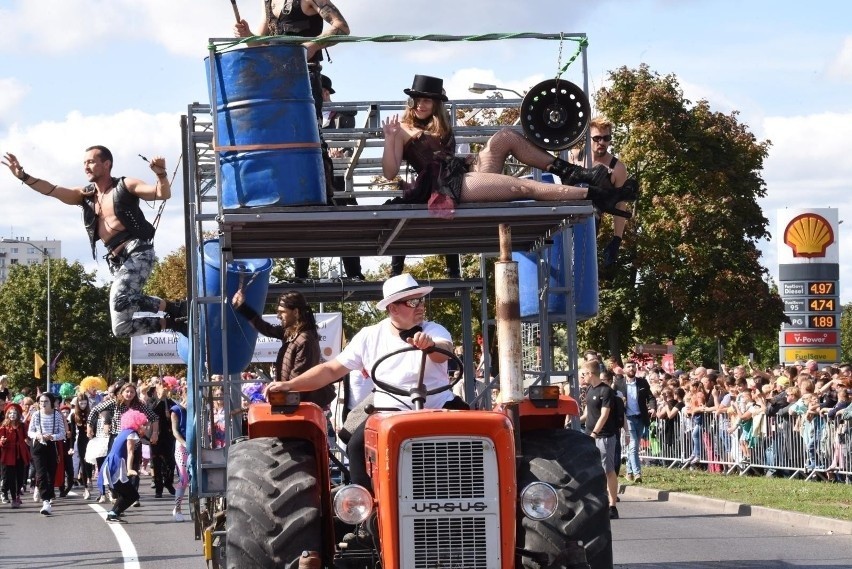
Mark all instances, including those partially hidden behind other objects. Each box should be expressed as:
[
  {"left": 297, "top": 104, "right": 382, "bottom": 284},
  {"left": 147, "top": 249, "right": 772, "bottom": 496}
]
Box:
[{"left": 90, "top": 503, "right": 141, "bottom": 569}]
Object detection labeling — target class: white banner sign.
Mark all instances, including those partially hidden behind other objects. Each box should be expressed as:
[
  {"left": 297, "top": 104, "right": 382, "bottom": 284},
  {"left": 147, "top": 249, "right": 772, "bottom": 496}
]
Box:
[
  {"left": 130, "top": 331, "right": 183, "bottom": 365},
  {"left": 130, "top": 313, "right": 343, "bottom": 366}
]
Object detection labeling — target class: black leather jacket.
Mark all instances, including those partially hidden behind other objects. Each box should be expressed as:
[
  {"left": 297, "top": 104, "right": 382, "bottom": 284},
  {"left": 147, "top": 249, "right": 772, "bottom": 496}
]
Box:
[{"left": 80, "top": 177, "right": 156, "bottom": 259}]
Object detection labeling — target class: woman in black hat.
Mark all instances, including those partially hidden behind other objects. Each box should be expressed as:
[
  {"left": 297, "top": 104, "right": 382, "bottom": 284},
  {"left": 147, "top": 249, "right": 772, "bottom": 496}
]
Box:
[{"left": 382, "top": 74, "right": 634, "bottom": 216}]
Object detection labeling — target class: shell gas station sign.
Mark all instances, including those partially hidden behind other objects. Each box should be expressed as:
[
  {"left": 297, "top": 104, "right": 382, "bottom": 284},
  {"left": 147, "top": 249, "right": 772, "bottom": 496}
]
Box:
[{"left": 777, "top": 208, "right": 841, "bottom": 364}]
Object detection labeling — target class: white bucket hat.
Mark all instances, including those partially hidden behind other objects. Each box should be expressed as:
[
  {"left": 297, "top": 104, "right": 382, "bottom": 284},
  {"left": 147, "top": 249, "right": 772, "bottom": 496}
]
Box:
[{"left": 376, "top": 274, "right": 433, "bottom": 310}]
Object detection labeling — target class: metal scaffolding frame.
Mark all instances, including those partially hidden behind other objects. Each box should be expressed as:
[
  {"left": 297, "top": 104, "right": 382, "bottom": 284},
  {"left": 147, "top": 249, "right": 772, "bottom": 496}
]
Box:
[{"left": 182, "top": 37, "right": 594, "bottom": 496}]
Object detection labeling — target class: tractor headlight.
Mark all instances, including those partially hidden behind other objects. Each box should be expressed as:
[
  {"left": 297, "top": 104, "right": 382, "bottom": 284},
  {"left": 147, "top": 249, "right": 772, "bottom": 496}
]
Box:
[
  {"left": 333, "top": 484, "right": 373, "bottom": 524},
  {"left": 520, "top": 482, "right": 558, "bottom": 520}
]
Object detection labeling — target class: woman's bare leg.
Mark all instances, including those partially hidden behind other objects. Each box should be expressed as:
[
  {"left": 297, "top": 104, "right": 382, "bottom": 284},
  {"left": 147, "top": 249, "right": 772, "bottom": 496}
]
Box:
[
  {"left": 459, "top": 172, "right": 587, "bottom": 202},
  {"left": 473, "top": 127, "right": 556, "bottom": 174}
]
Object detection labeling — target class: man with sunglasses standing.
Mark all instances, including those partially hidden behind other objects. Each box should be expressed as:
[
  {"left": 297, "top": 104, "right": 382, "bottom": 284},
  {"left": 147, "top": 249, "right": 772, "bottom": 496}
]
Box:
[
  {"left": 266, "top": 273, "right": 467, "bottom": 489},
  {"left": 572, "top": 117, "right": 630, "bottom": 267}
]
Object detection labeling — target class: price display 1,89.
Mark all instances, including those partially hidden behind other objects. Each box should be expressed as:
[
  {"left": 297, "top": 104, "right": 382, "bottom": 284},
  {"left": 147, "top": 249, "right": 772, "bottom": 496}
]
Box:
[{"left": 808, "top": 315, "right": 836, "bottom": 329}]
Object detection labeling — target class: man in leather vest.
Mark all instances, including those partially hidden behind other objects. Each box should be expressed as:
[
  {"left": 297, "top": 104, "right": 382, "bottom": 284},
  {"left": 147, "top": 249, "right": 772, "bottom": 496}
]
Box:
[
  {"left": 234, "top": 0, "right": 350, "bottom": 280},
  {"left": 2, "top": 147, "right": 187, "bottom": 337}
]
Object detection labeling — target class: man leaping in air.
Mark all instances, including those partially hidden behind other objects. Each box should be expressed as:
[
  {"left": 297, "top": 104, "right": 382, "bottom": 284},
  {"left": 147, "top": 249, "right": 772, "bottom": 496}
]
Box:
[{"left": 3, "top": 147, "right": 187, "bottom": 337}]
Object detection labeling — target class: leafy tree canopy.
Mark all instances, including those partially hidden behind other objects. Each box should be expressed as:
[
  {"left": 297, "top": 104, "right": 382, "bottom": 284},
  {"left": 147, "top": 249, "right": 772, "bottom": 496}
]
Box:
[
  {"left": 0, "top": 259, "right": 126, "bottom": 393},
  {"left": 580, "top": 64, "right": 786, "bottom": 365}
]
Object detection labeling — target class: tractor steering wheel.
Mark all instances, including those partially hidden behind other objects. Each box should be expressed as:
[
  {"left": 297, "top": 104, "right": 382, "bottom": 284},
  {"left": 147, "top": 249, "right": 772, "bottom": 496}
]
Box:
[{"left": 370, "top": 345, "right": 464, "bottom": 410}]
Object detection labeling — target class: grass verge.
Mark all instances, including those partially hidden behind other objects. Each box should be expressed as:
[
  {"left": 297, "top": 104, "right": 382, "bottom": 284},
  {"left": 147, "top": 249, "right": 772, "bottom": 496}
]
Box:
[{"left": 627, "top": 465, "right": 852, "bottom": 522}]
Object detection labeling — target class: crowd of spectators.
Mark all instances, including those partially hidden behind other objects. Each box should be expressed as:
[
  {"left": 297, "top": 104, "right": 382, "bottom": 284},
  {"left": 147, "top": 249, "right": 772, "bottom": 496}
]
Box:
[
  {"left": 0, "top": 374, "right": 190, "bottom": 520},
  {"left": 573, "top": 356, "right": 852, "bottom": 482}
]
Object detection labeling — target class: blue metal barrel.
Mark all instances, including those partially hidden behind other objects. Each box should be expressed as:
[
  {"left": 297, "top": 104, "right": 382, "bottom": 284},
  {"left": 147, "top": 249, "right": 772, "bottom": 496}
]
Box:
[
  {"left": 514, "top": 174, "right": 599, "bottom": 320},
  {"left": 207, "top": 44, "right": 325, "bottom": 208},
  {"left": 179, "top": 239, "right": 272, "bottom": 375}
]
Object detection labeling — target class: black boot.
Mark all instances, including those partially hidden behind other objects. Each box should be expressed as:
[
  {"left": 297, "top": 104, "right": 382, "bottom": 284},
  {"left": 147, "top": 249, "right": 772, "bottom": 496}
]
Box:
[
  {"left": 165, "top": 315, "right": 188, "bottom": 337},
  {"left": 567, "top": 163, "right": 614, "bottom": 189},
  {"left": 164, "top": 299, "right": 187, "bottom": 320},
  {"left": 586, "top": 179, "right": 639, "bottom": 218},
  {"left": 548, "top": 159, "right": 613, "bottom": 189},
  {"left": 547, "top": 158, "right": 579, "bottom": 179}
]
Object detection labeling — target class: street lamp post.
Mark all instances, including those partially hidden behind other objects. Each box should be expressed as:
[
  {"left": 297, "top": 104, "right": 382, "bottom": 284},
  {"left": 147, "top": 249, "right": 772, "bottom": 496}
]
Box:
[
  {"left": 467, "top": 83, "right": 525, "bottom": 98},
  {"left": 2, "top": 239, "right": 51, "bottom": 392}
]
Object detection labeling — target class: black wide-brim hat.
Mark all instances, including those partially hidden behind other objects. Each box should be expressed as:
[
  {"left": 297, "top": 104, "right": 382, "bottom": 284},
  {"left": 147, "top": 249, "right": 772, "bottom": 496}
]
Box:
[{"left": 404, "top": 74, "right": 448, "bottom": 102}]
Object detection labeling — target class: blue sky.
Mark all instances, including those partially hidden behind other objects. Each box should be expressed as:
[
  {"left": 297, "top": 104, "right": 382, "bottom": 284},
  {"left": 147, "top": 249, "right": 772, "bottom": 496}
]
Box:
[{"left": 2, "top": 0, "right": 851, "bottom": 301}]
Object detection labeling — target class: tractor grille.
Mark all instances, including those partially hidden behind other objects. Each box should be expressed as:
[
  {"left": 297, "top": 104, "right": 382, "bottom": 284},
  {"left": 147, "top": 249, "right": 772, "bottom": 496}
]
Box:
[
  {"left": 399, "top": 437, "right": 502, "bottom": 569},
  {"left": 410, "top": 440, "right": 486, "bottom": 499},
  {"left": 413, "top": 517, "right": 488, "bottom": 568}
]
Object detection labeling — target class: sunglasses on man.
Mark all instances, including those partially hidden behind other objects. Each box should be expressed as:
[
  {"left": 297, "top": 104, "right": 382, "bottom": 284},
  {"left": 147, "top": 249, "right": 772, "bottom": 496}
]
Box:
[{"left": 395, "top": 296, "right": 426, "bottom": 308}]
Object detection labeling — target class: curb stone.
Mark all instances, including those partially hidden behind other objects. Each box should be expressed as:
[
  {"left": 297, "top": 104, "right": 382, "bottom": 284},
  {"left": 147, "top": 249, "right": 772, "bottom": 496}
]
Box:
[{"left": 619, "top": 484, "right": 852, "bottom": 535}]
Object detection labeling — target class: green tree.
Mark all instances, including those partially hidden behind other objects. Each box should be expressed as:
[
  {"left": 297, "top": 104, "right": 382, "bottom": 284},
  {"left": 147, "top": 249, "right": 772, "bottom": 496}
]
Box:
[
  {"left": 146, "top": 246, "right": 188, "bottom": 301},
  {"left": 581, "top": 64, "right": 786, "bottom": 363},
  {"left": 841, "top": 302, "right": 852, "bottom": 363},
  {"left": 0, "top": 259, "right": 127, "bottom": 393}
]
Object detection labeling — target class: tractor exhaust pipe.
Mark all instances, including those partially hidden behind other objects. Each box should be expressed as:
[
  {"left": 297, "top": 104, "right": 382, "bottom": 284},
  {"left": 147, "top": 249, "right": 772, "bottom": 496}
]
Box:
[{"left": 495, "top": 224, "right": 523, "bottom": 454}]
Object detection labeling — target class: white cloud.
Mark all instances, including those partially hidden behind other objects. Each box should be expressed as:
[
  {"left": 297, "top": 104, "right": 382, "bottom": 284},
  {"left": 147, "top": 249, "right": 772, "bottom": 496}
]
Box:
[
  {"left": 759, "top": 111, "right": 852, "bottom": 302},
  {"left": 0, "top": 78, "right": 29, "bottom": 126},
  {"left": 1, "top": 109, "right": 186, "bottom": 284},
  {"left": 0, "top": 0, "right": 238, "bottom": 57},
  {"left": 444, "top": 67, "right": 546, "bottom": 101},
  {"left": 827, "top": 36, "right": 852, "bottom": 81}
]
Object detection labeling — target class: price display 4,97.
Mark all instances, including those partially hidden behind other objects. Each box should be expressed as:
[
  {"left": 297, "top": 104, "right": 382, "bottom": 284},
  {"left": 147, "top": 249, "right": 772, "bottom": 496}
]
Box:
[
  {"left": 808, "top": 315, "right": 836, "bottom": 329},
  {"left": 808, "top": 281, "right": 835, "bottom": 296}
]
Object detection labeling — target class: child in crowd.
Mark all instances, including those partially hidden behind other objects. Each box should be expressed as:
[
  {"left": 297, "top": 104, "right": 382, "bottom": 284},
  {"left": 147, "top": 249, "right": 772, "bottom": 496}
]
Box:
[
  {"left": 100, "top": 409, "right": 148, "bottom": 522},
  {"left": 0, "top": 403, "right": 31, "bottom": 508}
]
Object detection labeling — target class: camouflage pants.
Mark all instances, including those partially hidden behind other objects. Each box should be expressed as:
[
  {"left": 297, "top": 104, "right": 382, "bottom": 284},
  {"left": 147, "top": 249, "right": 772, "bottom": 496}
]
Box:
[{"left": 109, "top": 244, "right": 163, "bottom": 337}]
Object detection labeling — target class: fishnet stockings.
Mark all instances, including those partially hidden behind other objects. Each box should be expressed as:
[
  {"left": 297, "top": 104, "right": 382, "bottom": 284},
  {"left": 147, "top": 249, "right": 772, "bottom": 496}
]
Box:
[
  {"left": 473, "top": 127, "right": 553, "bottom": 173},
  {"left": 461, "top": 128, "right": 587, "bottom": 202}
]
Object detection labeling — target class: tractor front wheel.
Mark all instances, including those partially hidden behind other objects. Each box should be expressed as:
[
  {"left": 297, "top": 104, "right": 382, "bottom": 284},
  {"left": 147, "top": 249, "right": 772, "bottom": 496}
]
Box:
[
  {"left": 226, "top": 438, "right": 322, "bottom": 569},
  {"left": 516, "top": 428, "right": 613, "bottom": 569}
]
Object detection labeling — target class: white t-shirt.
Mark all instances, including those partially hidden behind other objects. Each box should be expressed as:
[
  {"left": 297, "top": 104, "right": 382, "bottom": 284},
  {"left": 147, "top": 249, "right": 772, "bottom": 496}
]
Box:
[
  {"left": 348, "top": 368, "right": 375, "bottom": 409},
  {"left": 336, "top": 319, "right": 454, "bottom": 411}
]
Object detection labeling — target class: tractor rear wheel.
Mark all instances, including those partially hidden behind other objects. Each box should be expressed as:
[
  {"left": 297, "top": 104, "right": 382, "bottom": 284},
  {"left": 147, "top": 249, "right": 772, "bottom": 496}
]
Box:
[
  {"left": 516, "top": 429, "right": 613, "bottom": 569},
  {"left": 226, "top": 438, "right": 322, "bottom": 569}
]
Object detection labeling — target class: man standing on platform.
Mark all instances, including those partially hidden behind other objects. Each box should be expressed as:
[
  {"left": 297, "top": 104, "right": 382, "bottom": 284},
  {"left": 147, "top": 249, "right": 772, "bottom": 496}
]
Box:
[
  {"left": 571, "top": 116, "right": 630, "bottom": 267},
  {"left": 234, "top": 1, "right": 351, "bottom": 280}
]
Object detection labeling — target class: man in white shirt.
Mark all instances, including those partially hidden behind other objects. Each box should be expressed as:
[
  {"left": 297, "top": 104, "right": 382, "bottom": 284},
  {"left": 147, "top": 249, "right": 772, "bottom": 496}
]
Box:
[{"left": 268, "top": 274, "right": 466, "bottom": 488}]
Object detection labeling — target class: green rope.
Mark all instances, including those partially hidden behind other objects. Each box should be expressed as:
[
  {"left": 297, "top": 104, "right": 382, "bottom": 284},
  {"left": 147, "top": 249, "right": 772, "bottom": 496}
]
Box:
[
  {"left": 209, "top": 32, "right": 588, "bottom": 73},
  {"left": 558, "top": 36, "right": 589, "bottom": 77}
]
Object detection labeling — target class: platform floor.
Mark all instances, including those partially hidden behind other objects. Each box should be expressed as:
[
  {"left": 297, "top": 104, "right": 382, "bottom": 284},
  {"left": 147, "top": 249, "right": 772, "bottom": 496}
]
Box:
[{"left": 218, "top": 201, "right": 594, "bottom": 261}]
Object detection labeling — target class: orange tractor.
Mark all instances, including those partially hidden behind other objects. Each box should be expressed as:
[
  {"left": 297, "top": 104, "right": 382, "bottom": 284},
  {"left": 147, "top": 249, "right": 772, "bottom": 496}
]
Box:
[{"left": 223, "top": 247, "right": 612, "bottom": 569}]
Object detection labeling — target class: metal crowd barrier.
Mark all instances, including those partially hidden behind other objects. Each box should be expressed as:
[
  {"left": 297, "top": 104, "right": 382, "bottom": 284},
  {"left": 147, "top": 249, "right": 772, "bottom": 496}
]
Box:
[{"left": 625, "top": 412, "right": 851, "bottom": 482}]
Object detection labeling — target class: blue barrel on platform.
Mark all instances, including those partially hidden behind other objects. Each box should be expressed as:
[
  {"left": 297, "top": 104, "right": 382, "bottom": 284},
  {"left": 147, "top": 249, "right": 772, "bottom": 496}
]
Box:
[
  {"left": 178, "top": 240, "right": 272, "bottom": 375},
  {"left": 514, "top": 174, "right": 599, "bottom": 321},
  {"left": 207, "top": 44, "right": 325, "bottom": 208}
]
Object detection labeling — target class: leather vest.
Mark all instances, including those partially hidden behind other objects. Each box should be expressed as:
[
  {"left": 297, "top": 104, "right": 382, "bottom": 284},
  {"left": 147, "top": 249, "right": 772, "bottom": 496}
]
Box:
[
  {"left": 265, "top": 0, "right": 324, "bottom": 61},
  {"left": 81, "top": 177, "right": 156, "bottom": 259}
]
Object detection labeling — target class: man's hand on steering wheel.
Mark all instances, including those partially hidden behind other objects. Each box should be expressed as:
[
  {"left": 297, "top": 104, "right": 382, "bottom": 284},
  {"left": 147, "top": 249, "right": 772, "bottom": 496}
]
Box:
[
  {"left": 407, "top": 330, "right": 435, "bottom": 351},
  {"left": 407, "top": 332, "right": 452, "bottom": 363}
]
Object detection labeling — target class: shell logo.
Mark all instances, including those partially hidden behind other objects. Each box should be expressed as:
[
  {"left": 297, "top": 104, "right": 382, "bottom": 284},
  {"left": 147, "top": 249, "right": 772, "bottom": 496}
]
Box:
[{"left": 784, "top": 213, "right": 834, "bottom": 258}]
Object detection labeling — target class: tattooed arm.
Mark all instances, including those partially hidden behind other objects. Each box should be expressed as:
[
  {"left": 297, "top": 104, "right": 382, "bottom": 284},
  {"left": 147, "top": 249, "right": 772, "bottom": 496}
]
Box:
[{"left": 304, "top": 0, "right": 350, "bottom": 59}]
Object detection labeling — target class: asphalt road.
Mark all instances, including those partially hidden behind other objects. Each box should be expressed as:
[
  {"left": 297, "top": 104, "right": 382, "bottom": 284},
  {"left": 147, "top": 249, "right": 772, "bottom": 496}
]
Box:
[
  {"left": 612, "top": 486, "right": 852, "bottom": 568},
  {"left": 1, "top": 479, "right": 850, "bottom": 568},
  {"left": 0, "top": 481, "right": 201, "bottom": 568}
]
